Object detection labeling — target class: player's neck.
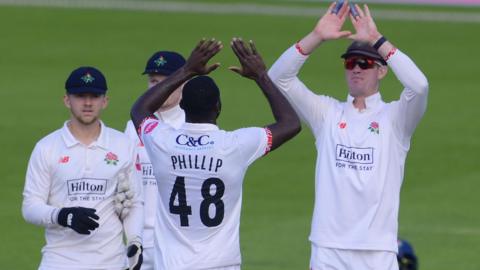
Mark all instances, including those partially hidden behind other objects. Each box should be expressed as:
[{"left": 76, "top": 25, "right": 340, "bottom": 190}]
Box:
[
  {"left": 156, "top": 103, "right": 176, "bottom": 113},
  {"left": 185, "top": 117, "right": 216, "bottom": 125},
  {"left": 67, "top": 119, "right": 102, "bottom": 145}
]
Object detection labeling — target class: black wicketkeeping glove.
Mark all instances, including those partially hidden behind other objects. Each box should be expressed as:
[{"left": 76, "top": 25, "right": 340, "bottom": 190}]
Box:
[
  {"left": 57, "top": 207, "right": 100, "bottom": 235},
  {"left": 127, "top": 242, "right": 143, "bottom": 270}
]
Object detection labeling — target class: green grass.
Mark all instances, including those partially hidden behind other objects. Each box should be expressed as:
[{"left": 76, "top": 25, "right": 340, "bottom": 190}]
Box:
[{"left": 1, "top": 3, "right": 479, "bottom": 270}]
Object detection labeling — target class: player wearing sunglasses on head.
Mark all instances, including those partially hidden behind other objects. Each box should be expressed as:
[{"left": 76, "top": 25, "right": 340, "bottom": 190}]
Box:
[{"left": 268, "top": 1, "right": 428, "bottom": 270}]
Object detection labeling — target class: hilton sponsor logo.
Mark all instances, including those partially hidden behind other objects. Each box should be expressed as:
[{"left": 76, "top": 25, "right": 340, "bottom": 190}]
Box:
[
  {"left": 67, "top": 178, "right": 108, "bottom": 195},
  {"left": 141, "top": 163, "right": 155, "bottom": 179},
  {"left": 335, "top": 144, "right": 374, "bottom": 164}
]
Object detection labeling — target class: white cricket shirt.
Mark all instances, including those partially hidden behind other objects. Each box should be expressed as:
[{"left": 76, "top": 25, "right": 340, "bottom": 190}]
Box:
[
  {"left": 22, "top": 121, "right": 144, "bottom": 269},
  {"left": 140, "top": 118, "right": 270, "bottom": 270},
  {"left": 124, "top": 105, "right": 185, "bottom": 248},
  {"left": 269, "top": 45, "right": 428, "bottom": 252}
]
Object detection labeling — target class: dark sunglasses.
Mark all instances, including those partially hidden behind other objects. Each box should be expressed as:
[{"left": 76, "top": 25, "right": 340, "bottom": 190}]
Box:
[{"left": 344, "top": 57, "right": 379, "bottom": 70}]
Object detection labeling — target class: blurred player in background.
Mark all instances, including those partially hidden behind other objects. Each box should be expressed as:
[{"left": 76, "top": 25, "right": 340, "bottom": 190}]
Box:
[
  {"left": 398, "top": 239, "right": 418, "bottom": 270},
  {"left": 131, "top": 38, "right": 301, "bottom": 270},
  {"left": 22, "top": 66, "right": 144, "bottom": 270},
  {"left": 123, "top": 51, "right": 186, "bottom": 270},
  {"left": 269, "top": 1, "right": 429, "bottom": 269}
]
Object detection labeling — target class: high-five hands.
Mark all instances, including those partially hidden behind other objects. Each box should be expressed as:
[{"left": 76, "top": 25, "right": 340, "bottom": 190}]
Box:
[
  {"left": 347, "top": 2, "right": 382, "bottom": 44},
  {"left": 313, "top": 0, "right": 382, "bottom": 44},
  {"left": 229, "top": 38, "right": 267, "bottom": 81},
  {"left": 184, "top": 38, "right": 223, "bottom": 76}
]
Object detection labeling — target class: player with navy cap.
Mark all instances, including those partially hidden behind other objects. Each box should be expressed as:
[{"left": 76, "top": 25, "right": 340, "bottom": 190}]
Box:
[
  {"left": 122, "top": 50, "right": 186, "bottom": 270},
  {"left": 22, "top": 66, "right": 144, "bottom": 270},
  {"left": 269, "top": 1, "right": 428, "bottom": 269},
  {"left": 397, "top": 239, "right": 418, "bottom": 270},
  {"left": 131, "top": 38, "right": 300, "bottom": 270}
]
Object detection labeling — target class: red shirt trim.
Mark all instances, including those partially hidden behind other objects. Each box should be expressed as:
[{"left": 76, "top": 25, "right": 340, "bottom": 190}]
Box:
[
  {"left": 264, "top": 127, "right": 273, "bottom": 155},
  {"left": 295, "top": 42, "right": 309, "bottom": 56}
]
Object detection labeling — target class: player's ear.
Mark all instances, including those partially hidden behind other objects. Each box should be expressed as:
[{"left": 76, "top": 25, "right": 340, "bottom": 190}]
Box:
[
  {"left": 102, "top": 95, "right": 109, "bottom": 109},
  {"left": 215, "top": 100, "right": 221, "bottom": 119},
  {"left": 63, "top": 94, "right": 71, "bottom": 109},
  {"left": 378, "top": 65, "right": 388, "bottom": 80},
  {"left": 179, "top": 98, "right": 185, "bottom": 110}
]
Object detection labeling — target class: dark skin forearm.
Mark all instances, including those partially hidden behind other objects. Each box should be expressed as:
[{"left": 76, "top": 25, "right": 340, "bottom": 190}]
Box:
[
  {"left": 131, "top": 67, "right": 193, "bottom": 131},
  {"left": 255, "top": 72, "right": 301, "bottom": 151},
  {"left": 230, "top": 38, "right": 300, "bottom": 151}
]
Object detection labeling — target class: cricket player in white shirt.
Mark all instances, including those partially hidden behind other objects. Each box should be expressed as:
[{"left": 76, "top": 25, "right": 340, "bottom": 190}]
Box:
[
  {"left": 130, "top": 38, "right": 301, "bottom": 270},
  {"left": 268, "top": 2, "right": 429, "bottom": 270},
  {"left": 22, "top": 66, "right": 144, "bottom": 270},
  {"left": 123, "top": 51, "right": 186, "bottom": 270}
]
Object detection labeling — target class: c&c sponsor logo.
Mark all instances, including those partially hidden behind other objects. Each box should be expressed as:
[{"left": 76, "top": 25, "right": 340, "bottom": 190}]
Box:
[{"left": 176, "top": 134, "right": 214, "bottom": 147}]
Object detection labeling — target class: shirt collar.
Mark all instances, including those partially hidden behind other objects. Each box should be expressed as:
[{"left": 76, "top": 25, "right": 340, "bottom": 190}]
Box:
[
  {"left": 61, "top": 120, "right": 109, "bottom": 149},
  {"left": 180, "top": 122, "right": 219, "bottom": 132},
  {"left": 156, "top": 105, "right": 184, "bottom": 121},
  {"left": 347, "top": 92, "right": 382, "bottom": 112}
]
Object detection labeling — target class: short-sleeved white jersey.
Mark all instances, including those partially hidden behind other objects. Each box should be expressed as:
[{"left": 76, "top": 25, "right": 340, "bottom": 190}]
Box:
[
  {"left": 269, "top": 45, "right": 428, "bottom": 252},
  {"left": 124, "top": 105, "right": 185, "bottom": 248},
  {"left": 139, "top": 118, "right": 271, "bottom": 270},
  {"left": 22, "top": 121, "right": 144, "bottom": 270}
]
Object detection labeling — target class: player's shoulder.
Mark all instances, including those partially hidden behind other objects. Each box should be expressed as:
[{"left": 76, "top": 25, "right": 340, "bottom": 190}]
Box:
[
  {"left": 35, "top": 128, "right": 63, "bottom": 149},
  {"left": 104, "top": 126, "right": 135, "bottom": 146},
  {"left": 225, "top": 127, "right": 265, "bottom": 144}
]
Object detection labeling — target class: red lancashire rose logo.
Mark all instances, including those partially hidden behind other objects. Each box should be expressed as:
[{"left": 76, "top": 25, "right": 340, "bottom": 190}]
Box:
[
  {"left": 339, "top": 122, "right": 347, "bottom": 129},
  {"left": 105, "top": 152, "right": 119, "bottom": 165},
  {"left": 368, "top": 121, "right": 380, "bottom": 134},
  {"left": 144, "top": 122, "right": 159, "bottom": 134},
  {"left": 59, "top": 156, "right": 70, "bottom": 163}
]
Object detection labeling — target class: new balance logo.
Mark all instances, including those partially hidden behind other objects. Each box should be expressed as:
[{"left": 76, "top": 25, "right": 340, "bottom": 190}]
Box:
[
  {"left": 336, "top": 144, "right": 374, "bottom": 164},
  {"left": 59, "top": 156, "right": 70, "bottom": 163}
]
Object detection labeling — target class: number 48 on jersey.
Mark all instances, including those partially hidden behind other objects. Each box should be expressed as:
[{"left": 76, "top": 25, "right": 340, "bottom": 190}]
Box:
[{"left": 169, "top": 176, "right": 225, "bottom": 227}]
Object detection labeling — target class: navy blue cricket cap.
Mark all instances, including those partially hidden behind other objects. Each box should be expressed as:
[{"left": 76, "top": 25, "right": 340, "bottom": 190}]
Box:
[
  {"left": 143, "top": 51, "right": 186, "bottom": 75},
  {"left": 341, "top": 41, "right": 387, "bottom": 65},
  {"left": 181, "top": 76, "right": 220, "bottom": 114},
  {"left": 65, "top": 66, "right": 108, "bottom": 95}
]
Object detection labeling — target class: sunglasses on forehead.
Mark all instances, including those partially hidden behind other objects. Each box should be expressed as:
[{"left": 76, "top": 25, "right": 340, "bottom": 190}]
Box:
[{"left": 344, "top": 57, "right": 380, "bottom": 70}]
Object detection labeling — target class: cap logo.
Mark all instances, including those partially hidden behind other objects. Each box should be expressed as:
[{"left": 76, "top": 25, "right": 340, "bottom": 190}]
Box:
[
  {"left": 154, "top": 56, "right": 167, "bottom": 67},
  {"left": 81, "top": 73, "right": 95, "bottom": 84}
]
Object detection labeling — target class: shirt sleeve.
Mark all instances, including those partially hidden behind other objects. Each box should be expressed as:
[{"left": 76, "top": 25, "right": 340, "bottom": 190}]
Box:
[
  {"left": 22, "top": 143, "right": 60, "bottom": 227},
  {"left": 233, "top": 127, "right": 270, "bottom": 166},
  {"left": 124, "top": 120, "right": 139, "bottom": 141},
  {"left": 138, "top": 117, "right": 160, "bottom": 145},
  {"left": 122, "top": 145, "right": 144, "bottom": 245},
  {"left": 388, "top": 49, "right": 429, "bottom": 145},
  {"left": 268, "top": 45, "right": 335, "bottom": 135}
]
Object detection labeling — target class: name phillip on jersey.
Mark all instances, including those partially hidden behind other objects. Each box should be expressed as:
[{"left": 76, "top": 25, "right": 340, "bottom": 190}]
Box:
[{"left": 171, "top": 154, "right": 223, "bottom": 172}]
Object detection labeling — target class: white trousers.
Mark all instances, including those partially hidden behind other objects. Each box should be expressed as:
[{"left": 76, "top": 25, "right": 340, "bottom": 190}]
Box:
[{"left": 310, "top": 245, "right": 398, "bottom": 270}]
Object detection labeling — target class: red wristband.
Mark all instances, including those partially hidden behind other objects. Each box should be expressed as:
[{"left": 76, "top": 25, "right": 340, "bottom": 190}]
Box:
[
  {"left": 295, "top": 42, "right": 309, "bottom": 56},
  {"left": 385, "top": 47, "right": 397, "bottom": 62}
]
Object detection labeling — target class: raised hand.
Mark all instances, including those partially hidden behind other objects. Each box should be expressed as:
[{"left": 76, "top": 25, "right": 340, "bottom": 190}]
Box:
[
  {"left": 184, "top": 38, "right": 223, "bottom": 76},
  {"left": 312, "top": 1, "right": 352, "bottom": 42},
  {"left": 229, "top": 38, "right": 267, "bottom": 81},
  {"left": 348, "top": 4, "right": 382, "bottom": 44}
]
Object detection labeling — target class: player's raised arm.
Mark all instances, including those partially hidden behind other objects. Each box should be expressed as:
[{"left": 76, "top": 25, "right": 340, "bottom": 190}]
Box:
[
  {"left": 131, "top": 38, "right": 222, "bottom": 131},
  {"left": 348, "top": 3, "right": 429, "bottom": 138},
  {"left": 229, "top": 38, "right": 301, "bottom": 151},
  {"left": 297, "top": 0, "right": 351, "bottom": 54}
]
